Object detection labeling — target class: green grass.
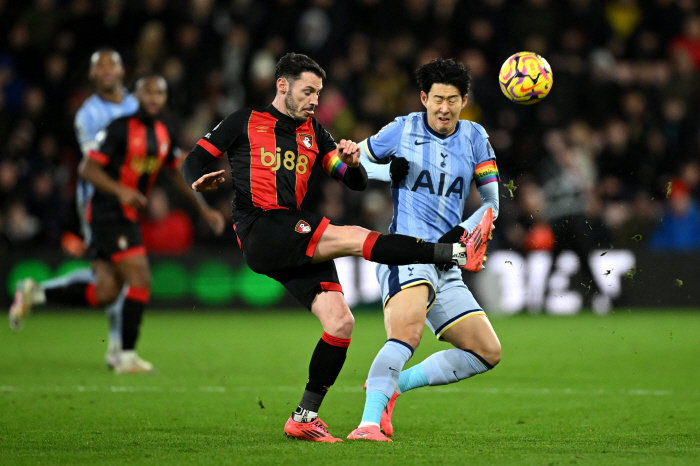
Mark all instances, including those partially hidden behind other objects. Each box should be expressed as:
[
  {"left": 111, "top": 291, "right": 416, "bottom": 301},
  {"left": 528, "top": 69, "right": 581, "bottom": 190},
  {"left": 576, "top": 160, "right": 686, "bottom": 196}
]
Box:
[{"left": 1, "top": 309, "right": 699, "bottom": 465}]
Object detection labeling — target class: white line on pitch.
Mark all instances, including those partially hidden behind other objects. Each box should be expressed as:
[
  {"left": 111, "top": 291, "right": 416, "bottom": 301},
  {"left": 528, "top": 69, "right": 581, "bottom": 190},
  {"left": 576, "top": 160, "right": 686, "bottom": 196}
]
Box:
[{"left": 0, "top": 386, "right": 679, "bottom": 396}]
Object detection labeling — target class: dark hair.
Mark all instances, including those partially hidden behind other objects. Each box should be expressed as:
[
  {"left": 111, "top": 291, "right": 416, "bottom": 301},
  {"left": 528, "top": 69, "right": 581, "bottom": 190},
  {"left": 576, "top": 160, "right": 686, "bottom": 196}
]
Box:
[
  {"left": 275, "top": 52, "right": 326, "bottom": 83},
  {"left": 414, "top": 58, "right": 471, "bottom": 97}
]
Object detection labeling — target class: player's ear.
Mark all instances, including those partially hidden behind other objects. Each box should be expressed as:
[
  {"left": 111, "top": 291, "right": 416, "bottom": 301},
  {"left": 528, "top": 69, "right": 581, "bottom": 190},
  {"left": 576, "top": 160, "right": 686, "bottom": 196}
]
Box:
[
  {"left": 277, "top": 77, "right": 288, "bottom": 95},
  {"left": 461, "top": 94, "right": 468, "bottom": 108},
  {"left": 420, "top": 91, "right": 428, "bottom": 109}
]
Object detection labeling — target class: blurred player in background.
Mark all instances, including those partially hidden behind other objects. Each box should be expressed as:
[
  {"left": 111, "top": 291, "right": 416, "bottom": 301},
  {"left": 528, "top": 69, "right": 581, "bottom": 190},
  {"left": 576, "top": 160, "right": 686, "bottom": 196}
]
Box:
[
  {"left": 181, "top": 53, "right": 469, "bottom": 442},
  {"left": 10, "top": 49, "right": 137, "bottom": 365},
  {"left": 11, "top": 74, "right": 224, "bottom": 373},
  {"left": 348, "top": 59, "right": 501, "bottom": 441}
]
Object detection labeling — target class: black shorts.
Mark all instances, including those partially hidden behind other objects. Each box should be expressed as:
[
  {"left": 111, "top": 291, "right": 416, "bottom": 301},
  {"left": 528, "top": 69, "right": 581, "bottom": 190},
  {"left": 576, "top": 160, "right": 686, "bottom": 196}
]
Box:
[
  {"left": 88, "top": 219, "right": 146, "bottom": 263},
  {"left": 237, "top": 209, "right": 342, "bottom": 309}
]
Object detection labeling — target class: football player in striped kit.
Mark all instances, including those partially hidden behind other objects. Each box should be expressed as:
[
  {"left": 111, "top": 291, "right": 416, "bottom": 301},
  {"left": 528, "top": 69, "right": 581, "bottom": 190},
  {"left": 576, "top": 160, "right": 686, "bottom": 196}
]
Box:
[
  {"left": 10, "top": 49, "right": 138, "bottom": 365},
  {"left": 348, "top": 58, "right": 501, "bottom": 441}
]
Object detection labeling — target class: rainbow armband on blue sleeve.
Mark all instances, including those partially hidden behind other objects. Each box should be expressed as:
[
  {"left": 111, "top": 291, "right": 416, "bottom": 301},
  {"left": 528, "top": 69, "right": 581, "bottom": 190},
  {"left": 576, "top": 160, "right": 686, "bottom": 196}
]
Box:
[{"left": 474, "top": 160, "right": 500, "bottom": 187}]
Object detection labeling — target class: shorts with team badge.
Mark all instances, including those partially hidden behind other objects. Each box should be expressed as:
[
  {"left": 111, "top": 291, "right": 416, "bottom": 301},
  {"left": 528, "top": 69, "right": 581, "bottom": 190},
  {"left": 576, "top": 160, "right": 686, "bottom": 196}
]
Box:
[
  {"left": 88, "top": 219, "right": 145, "bottom": 263},
  {"left": 376, "top": 263, "right": 485, "bottom": 340},
  {"left": 237, "top": 209, "right": 342, "bottom": 310}
]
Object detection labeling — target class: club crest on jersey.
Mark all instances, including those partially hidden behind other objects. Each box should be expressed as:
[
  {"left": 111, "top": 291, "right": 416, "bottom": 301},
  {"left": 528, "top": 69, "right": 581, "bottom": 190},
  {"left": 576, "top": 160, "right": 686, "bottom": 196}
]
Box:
[
  {"left": 295, "top": 220, "right": 312, "bottom": 234},
  {"left": 298, "top": 133, "right": 314, "bottom": 149},
  {"left": 117, "top": 235, "right": 128, "bottom": 250}
]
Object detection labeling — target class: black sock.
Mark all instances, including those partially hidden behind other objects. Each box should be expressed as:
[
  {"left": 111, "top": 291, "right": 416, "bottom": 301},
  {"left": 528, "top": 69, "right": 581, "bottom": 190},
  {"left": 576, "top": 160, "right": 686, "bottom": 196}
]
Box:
[
  {"left": 121, "top": 287, "right": 150, "bottom": 351},
  {"left": 294, "top": 332, "right": 350, "bottom": 422},
  {"left": 44, "top": 282, "right": 99, "bottom": 307},
  {"left": 363, "top": 233, "right": 454, "bottom": 265}
]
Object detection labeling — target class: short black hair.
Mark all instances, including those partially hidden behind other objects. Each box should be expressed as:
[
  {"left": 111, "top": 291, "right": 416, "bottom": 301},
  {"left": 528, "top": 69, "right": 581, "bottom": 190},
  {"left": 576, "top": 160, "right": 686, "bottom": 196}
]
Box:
[
  {"left": 414, "top": 58, "right": 471, "bottom": 97},
  {"left": 275, "top": 52, "right": 326, "bottom": 83}
]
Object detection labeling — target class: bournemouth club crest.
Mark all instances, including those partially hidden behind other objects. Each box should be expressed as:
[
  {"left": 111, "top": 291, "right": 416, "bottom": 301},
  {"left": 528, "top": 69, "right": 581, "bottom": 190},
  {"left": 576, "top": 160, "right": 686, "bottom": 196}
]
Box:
[
  {"left": 295, "top": 220, "right": 312, "bottom": 234},
  {"left": 299, "top": 133, "right": 314, "bottom": 149}
]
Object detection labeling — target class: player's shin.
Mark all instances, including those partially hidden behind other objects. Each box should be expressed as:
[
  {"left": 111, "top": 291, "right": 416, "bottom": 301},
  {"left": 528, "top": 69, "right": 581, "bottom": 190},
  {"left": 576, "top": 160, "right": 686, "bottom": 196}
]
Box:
[
  {"left": 292, "top": 332, "right": 351, "bottom": 423},
  {"left": 360, "top": 339, "right": 413, "bottom": 427},
  {"left": 362, "top": 232, "right": 459, "bottom": 266},
  {"left": 43, "top": 282, "right": 100, "bottom": 308},
  {"left": 398, "top": 349, "right": 493, "bottom": 393},
  {"left": 121, "top": 286, "right": 150, "bottom": 351}
]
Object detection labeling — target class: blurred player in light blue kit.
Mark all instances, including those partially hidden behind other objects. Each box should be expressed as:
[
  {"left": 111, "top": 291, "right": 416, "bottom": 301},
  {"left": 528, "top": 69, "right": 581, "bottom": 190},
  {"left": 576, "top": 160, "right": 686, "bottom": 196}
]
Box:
[
  {"left": 10, "top": 49, "right": 138, "bottom": 369},
  {"left": 348, "top": 59, "right": 501, "bottom": 441}
]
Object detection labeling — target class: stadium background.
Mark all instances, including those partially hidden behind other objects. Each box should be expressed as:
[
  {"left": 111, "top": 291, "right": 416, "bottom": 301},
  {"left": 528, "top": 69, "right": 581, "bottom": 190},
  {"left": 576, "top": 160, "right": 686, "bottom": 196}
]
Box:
[
  {"left": 1, "top": 0, "right": 699, "bottom": 311},
  {"left": 1, "top": 2, "right": 700, "bottom": 464}
]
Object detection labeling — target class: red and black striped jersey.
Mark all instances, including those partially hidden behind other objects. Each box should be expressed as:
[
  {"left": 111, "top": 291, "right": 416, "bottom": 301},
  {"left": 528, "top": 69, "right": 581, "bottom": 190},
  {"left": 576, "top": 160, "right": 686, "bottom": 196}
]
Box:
[
  {"left": 86, "top": 114, "right": 180, "bottom": 223},
  {"left": 190, "top": 105, "right": 349, "bottom": 221}
]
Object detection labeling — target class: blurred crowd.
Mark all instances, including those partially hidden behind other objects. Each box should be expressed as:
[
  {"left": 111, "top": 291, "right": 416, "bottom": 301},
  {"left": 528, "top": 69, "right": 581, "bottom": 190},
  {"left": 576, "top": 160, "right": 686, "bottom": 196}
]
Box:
[{"left": 1, "top": 0, "right": 700, "bottom": 257}]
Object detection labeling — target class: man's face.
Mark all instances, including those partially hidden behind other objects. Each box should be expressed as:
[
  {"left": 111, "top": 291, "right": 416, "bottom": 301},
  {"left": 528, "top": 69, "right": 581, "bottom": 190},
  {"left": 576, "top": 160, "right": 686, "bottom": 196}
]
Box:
[
  {"left": 137, "top": 78, "right": 167, "bottom": 117},
  {"left": 421, "top": 83, "right": 467, "bottom": 136},
  {"left": 89, "top": 52, "right": 124, "bottom": 92},
  {"left": 282, "top": 71, "right": 322, "bottom": 123}
]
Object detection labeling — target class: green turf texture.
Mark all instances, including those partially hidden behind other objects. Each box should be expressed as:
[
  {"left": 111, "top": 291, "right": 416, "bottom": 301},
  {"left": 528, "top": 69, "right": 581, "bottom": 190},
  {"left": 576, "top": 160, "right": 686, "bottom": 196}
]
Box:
[{"left": 1, "top": 309, "right": 699, "bottom": 465}]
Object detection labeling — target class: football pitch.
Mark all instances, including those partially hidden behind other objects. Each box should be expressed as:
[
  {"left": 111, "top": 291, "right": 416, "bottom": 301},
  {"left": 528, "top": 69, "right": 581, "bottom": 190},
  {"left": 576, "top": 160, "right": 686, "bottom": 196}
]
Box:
[{"left": 1, "top": 309, "right": 699, "bottom": 465}]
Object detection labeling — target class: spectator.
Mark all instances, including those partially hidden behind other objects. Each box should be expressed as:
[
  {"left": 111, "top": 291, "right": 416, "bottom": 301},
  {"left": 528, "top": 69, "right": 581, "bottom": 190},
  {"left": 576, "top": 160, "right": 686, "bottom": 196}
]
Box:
[
  {"left": 649, "top": 178, "right": 700, "bottom": 251},
  {"left": 141, "top": 186, "right": 194, "bottom": 255}
]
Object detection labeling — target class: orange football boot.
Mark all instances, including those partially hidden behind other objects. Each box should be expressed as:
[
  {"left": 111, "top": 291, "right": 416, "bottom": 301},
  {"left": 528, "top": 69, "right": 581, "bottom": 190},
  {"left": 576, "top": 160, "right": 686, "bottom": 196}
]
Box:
[
  {"left": 284, "top": 416, "right": 342, "bottom": 443},
  {"left": 380, "top": 392, "right": 400, "bottom": 437},
  {"left": 347, "top": 425, "right": 392, "bottom": 442},
  {"left": 459, "top": 208, "right": 494, "bottom": 273}
]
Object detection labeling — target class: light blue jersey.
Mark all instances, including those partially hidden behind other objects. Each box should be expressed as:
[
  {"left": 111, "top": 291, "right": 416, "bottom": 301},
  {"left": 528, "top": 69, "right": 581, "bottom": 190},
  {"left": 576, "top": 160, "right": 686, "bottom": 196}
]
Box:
[
  {"left": 74, "top": 89, "right": 138, "bottom": 241},
  {"left": 360, "top": 112, "right": 498, "bottom": 242}
]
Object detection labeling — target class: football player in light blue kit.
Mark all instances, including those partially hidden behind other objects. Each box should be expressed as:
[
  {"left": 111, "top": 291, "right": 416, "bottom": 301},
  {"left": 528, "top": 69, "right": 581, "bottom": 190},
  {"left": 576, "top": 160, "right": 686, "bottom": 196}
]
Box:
[
  {"left": 348, "top": 59, "right": 502, "bottom": 441},
  {"left": 10, "top": 49, "right": 138, "bottom": 369}
]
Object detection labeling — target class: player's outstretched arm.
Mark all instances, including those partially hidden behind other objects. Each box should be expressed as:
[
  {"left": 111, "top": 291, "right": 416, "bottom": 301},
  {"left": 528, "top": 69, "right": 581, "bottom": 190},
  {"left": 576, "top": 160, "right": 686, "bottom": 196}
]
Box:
[
  {"left": 181, "top": 146, "right": 223, "bottom": 191},
  {"left": 78, "top": 157, "right": 146, "bottom": 210},
  {"left": 168, "top": 166, "right": 225, "bottom": 235}
]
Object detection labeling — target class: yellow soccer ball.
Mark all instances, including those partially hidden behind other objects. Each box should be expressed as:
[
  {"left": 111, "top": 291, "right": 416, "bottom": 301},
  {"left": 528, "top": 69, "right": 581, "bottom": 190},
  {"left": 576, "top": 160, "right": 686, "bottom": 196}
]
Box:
[{"left": 498, "top": 51, "right": 553, "bottom": 105}]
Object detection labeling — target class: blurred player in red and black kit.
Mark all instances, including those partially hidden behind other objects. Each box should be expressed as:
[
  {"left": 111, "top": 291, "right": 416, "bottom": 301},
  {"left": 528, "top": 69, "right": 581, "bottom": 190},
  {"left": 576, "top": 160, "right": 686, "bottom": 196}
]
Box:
[
  {"left": 181, "top": 53, "right": 469, "bottom": 442},
  {"left": 13, "top": 75, "right": 224, "bottom": 373}
]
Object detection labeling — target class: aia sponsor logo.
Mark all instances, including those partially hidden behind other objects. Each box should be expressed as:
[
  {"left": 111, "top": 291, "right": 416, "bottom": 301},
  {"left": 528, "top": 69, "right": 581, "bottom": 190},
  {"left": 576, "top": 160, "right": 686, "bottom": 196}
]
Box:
[
  {"left": 298, "top": 133, "right": 314, "bottom": 149},
  {"left": 295, "top": 220, "right": 312, "bottom": 234}
]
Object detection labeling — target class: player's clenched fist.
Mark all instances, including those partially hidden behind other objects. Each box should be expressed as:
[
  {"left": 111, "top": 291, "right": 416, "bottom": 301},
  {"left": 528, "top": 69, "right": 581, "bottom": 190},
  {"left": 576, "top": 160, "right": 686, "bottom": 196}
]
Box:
[
  {"left": 337, "top": 139, "right": 360, "bottom": 167},
  {"left": 192, "top": 170, "right": 226, "bottom": 192}
]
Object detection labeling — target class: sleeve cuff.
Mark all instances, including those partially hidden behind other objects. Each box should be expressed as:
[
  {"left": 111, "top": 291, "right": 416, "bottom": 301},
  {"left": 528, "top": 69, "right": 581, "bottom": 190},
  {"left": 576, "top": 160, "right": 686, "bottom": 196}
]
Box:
[{"left": 87, "top": 150, "right": 109, "bottom": 166}]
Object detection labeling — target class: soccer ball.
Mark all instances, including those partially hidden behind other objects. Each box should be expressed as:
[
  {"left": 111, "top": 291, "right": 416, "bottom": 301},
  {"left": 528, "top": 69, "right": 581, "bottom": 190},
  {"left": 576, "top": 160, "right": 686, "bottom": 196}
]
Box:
[{"left": 498, "top": 52, "right": 553, "bottom": 105}]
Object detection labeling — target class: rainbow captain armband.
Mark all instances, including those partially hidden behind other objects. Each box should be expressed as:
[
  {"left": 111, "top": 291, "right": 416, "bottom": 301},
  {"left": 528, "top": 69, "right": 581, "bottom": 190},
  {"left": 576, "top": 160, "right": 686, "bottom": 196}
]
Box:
[
  {"left": 321, "top": 150, "right": 348, "bottom": 181},
  {"left": 474, "top": 160, "right": 500, "bottom": 187}
]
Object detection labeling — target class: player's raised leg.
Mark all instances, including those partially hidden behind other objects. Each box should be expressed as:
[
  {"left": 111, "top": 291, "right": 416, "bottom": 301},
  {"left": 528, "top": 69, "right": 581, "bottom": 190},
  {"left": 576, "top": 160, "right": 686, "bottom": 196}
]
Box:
[
  {"left": 8, "top": 261, "right": 121, "bottom": 331},
  {"left": 348, "top": 285, "right": 428, "bottom": 441},
  {"left": 312, "top": 224, "right": 466, "bottom": 267},
  {"left": 284, "top": 290, "right": 351, "bottom": 443}
]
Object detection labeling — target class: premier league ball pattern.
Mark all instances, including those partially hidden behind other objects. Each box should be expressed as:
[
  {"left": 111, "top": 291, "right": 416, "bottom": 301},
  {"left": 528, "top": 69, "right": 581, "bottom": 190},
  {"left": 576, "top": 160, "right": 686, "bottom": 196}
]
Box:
[{"left": 498, "top": 51, "right": 553, "bottom": 105}]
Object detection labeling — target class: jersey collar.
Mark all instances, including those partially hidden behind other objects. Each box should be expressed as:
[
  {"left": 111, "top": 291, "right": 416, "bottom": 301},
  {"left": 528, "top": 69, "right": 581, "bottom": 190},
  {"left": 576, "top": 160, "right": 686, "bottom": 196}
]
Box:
[{"left": 422, "top": 112, "right": 460, "bottom": 140}]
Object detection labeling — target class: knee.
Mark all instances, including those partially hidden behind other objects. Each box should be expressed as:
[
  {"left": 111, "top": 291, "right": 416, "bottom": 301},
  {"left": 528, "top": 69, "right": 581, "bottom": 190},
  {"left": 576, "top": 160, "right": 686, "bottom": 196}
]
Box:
[
  {"left": 391, "top": 323, "right": 423, "bottom": 352},
  {"left": 326, "top": 308, "right": 355, "bottom": 339},
  {"left": 130, "top": 270, "right": 152, "bottom": 291},
  {"left": 457, "top": 338, "right": 501, "bottom": 368},
  {"left": 94, "top": 276, "right": 121, "bottom": 305},
  {"left": 479, "top": 340, "right": 501, "bottom": 368},
  {"left": 404, "top": 326, "right": 424, "bottom": 352}
]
